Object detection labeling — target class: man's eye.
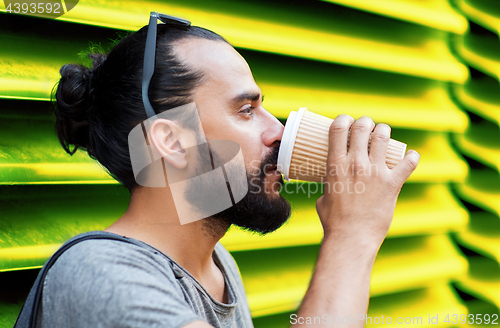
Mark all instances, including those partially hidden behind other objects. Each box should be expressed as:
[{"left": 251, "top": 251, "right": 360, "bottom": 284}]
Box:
[{"left": 240, "top": 106, "right": 254, "bottom": 115}]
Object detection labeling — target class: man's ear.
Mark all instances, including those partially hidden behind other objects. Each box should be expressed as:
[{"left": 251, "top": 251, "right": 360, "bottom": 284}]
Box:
[{"left": 149, "top": 119, "right": 187, "bottom": 170}]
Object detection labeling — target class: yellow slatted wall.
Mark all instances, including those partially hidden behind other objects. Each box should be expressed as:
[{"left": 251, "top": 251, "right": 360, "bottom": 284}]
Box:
[
  {"left": 450, "top": 0, "right": 500, "bottom": 325},
  {"left": 0, "top": 0, "right": 496, "bottom": 327}
]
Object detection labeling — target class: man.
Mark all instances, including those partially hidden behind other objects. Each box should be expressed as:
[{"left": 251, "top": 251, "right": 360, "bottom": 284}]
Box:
[{"left": 21, "top": 13, "right": 419, "bottom": 328}]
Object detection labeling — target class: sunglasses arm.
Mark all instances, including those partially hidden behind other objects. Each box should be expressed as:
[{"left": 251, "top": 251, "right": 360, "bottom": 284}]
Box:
[{"left": 142, "top": 13, "right": 159, "bottom": 120}]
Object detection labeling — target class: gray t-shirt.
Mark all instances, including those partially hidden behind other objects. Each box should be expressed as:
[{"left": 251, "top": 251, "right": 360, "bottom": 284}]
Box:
[{"left": 36, "top": 231, "right": 254, "bottom": 328}]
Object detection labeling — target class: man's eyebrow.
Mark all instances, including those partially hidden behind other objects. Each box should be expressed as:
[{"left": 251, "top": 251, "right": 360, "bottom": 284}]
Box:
[{"left": 231, "top": 92, "right": 262, "bottom": 105}]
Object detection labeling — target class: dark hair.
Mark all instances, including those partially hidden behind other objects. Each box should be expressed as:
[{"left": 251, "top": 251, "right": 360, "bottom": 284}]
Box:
[{"left": 54, "top": 24, "right": 228, "bottom": 191}]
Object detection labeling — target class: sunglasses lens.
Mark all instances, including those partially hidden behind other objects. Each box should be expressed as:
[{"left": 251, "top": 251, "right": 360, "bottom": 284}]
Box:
[{"left": 157, "top": 13, "right": 190, "bottom": 27}]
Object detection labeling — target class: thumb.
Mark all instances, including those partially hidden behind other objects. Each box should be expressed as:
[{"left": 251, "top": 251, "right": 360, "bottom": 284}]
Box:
[{"left": 391, "top": 150, "right": 420, "bottom": 187}]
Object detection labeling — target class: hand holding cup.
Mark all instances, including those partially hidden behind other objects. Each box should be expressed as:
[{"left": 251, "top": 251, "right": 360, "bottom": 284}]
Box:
[{"left": 313, "top": 114, "right": 420, "bottom": 246}]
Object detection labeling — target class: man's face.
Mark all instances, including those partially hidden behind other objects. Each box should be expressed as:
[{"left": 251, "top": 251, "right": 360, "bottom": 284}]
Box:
[{"left": 175, "top": 38, "right": 291, "bottom": 233}]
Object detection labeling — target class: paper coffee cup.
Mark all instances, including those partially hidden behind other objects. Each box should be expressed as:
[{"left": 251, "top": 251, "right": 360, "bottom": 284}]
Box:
[{"left": 277, "top": 108, "right": 407, "bottom": 182}]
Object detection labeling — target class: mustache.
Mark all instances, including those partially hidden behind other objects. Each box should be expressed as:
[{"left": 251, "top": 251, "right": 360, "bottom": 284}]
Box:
[{"left": 259, "top": 146, "right": 280, "bottom": 179}]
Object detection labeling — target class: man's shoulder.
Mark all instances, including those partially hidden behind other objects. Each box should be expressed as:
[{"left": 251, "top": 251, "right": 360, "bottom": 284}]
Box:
[
  {"left": 39, "top": 232, "right": 203, "bottom": 327},
  {"left": 46, "top": 231, "right": 179, "bottom": 288}
]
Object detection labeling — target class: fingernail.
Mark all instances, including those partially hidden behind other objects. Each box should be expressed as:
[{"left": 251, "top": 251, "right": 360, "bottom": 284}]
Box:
[{"left": 408, "top": 149, "right": 420, "bottom": 159}]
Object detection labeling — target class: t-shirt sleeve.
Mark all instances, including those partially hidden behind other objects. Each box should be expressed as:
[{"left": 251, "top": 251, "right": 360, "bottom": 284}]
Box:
[{"left": 39, "top": 239, "right": 204, "bottom": 328}]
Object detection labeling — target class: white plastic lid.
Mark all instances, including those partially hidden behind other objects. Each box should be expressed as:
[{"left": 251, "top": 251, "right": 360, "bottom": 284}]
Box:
[{"left": 277, "top": 108, "right": 307, "bottom": 181}]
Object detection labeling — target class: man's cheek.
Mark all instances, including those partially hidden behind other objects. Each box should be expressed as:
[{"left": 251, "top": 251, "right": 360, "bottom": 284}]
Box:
[{"left": 247, "top": 159, "right": 263, "bottom": 176}]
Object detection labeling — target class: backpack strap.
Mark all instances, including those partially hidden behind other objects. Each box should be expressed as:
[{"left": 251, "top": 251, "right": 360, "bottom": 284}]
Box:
[{"left": 14, "top": 231, "right": 150, "bottom": 328}]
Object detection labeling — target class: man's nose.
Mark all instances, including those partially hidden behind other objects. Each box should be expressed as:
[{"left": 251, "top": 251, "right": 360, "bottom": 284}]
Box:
[{"left": 262, "top": 109, "right": 285, "bottom": 148}]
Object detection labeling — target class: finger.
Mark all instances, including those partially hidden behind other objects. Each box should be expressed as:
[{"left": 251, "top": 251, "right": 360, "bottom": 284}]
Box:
[
  {"left": 348, "top": 116, "right": 375, "bottom": 157},
  {"left": 369, "top": 123, "right": 391, "bottom": 164},
  {"left": 316, "top": 195, "right": 325, "bottom": 211},
  {"left": 328, "top": 114, "right": 354, "bottom": 162},
  {"left": 391, "top": 149, "right": 420, "bottom": 186}
]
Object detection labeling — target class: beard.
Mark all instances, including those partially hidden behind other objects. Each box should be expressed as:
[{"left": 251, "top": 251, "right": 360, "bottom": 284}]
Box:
[{"left": 185, "top": 143, "right": 291, "bottom": 237}]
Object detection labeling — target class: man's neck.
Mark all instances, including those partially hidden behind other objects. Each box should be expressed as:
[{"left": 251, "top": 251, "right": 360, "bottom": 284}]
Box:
[{"left": 104, "top": 186, "right": 230, "bottom": 281}]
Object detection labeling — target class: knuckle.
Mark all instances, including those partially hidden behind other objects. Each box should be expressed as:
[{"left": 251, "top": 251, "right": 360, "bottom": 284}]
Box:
[
  {"left": 329, "top": 153, "right": 346, "bottom": 164},
  {"left": 406, "top": 158, "right": 418, "bottom": 171},
  {"left": 351, "top": 118, "right": 374, "bottom": 133},
  {"left": 353, "top": 162, "right": 366, "bottom": 174},
  {"left": 371, "top": 131, "right": 390, "bottom": 143},
  {"left": 351, "top": 124, "right": 369, "bottom": 134},
  {"left": 330, "top": 120, "right": 349, "bottom": 134},
  {"left": 350, "top": 153, "right": 365, "bottom": 165}
]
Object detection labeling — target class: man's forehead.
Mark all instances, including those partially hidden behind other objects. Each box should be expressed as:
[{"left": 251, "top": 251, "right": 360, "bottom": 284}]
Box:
[{"left": 173, "top": 38, "right": 255, "bottom": 91}]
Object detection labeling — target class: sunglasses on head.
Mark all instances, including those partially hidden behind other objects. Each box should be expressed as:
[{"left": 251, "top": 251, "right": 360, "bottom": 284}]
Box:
[{"left": 142, "top": 12, "right": 191, "bottom": 119}]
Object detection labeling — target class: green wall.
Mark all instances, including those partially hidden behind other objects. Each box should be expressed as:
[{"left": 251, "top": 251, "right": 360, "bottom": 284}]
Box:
[{"left": 0, "top": 0, "right": 498, "bottom": 327}]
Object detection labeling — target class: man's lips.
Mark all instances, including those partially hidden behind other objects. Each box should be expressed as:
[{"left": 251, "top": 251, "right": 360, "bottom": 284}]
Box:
[
  {"left": 265, "top": 164, "right": 283, "bottom": 183},
  {"left": 265, "top": 164, "right": 277, "bottom": 174}
]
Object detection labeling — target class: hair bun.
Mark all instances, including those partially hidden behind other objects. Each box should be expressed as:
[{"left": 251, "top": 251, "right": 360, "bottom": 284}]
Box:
[
  {"left": 54, "top": 54, "right": 105, "bottom": 155},
  {"left": 89, "top": 53, "right": 106, "bottom": 71}
]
